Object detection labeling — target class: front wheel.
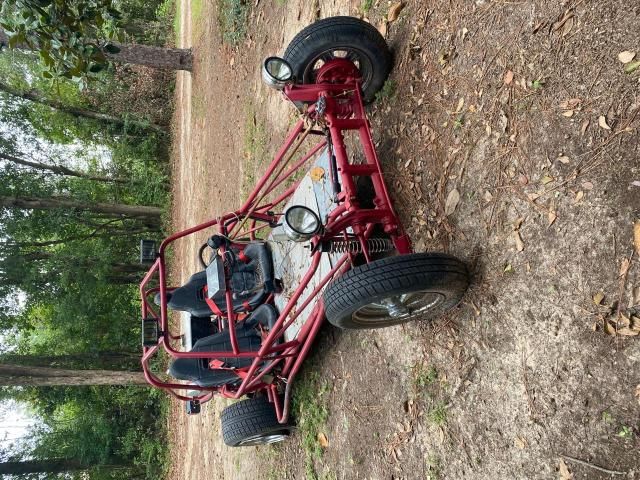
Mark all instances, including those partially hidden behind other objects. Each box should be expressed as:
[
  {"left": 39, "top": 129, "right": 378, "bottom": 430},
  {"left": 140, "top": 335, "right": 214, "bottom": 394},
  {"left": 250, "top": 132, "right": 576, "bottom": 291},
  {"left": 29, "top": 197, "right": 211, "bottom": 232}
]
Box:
[
  {"left": 221, "top": 396, "right": 294, "bottom": 447},
  {"left": 323, "top": 253, "right": 470, "bottom": 329},
  {"left": 283, "top": 16, "right": 392, "bottom": 103}
]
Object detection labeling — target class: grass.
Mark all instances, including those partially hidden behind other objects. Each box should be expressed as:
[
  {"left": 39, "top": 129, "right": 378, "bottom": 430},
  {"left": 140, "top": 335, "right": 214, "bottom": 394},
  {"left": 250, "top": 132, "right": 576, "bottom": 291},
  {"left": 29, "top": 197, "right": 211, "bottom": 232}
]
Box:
[
  {"left": 413, "top": 364, "right": 438, "bottom": 389},
  {"left": 242, "top": 107, "right": 268, "bottom": 200},
  {"left": 427, "top": 402, "right": 448, "bottom": 426},
  {"left": 292, "top": 370, "right": 330, "bottom": 480},
  {"left": 216, "top": 0, "right": 249, "bottom": 44},
  {"left": 361, "top": 0, "right": 374, "bottom": 13},
  {"left": 375, "top": 79, "right": 397, "bottom": 102},
  {"left": 426, "top": 453, "right": 442, "bottom": 479}
]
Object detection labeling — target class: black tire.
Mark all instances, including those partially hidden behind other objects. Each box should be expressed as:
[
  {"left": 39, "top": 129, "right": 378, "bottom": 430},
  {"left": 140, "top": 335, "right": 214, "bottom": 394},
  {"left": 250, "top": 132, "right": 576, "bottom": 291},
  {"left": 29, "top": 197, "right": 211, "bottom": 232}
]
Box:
[
  {"left": 283, "top": 16, "right": 392, "bottom": 103},
  {"left": 221, "top": 396, "right": 294, "bottom": 447},
  {"left": 323, "top": 253, "right": 470, "bottom": 329}
]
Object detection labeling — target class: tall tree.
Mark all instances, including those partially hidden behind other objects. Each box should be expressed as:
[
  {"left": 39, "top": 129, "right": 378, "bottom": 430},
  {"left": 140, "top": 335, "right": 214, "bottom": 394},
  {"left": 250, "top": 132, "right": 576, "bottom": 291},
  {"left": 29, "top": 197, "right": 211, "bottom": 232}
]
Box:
[
  {"left": 0, "top": 80, "right": 167, "bottom": 134},
  {"left": 0, "top": 151, "right": 134, "bottom": 184},
  {"left": 0, "top": 25, "right": 192, "bottom": 73},
  {"left": 0, "top": 195, "right": 163, "bottom": 220},
  {"left": 0, "top": 364, "right": 147, "bottom": 386}
]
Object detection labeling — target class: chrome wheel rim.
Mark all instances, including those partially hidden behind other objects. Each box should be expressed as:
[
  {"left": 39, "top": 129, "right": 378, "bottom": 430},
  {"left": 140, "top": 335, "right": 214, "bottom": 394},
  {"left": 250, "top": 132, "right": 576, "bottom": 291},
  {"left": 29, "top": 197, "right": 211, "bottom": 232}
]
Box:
[
  {"left": 303, "top": 47, "right": 373, "bottom": 90},
  {"left": 351, "top": 291, "right": 445, "bottom": 326},
  {"left": 237, "top": 433, "right": 288, "bottom": 446}
]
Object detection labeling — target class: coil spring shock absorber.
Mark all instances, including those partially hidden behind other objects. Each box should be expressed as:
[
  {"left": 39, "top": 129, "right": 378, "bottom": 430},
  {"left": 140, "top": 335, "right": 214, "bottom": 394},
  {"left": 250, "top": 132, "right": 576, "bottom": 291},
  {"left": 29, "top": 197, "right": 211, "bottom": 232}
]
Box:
[{"left": 320, "top": 238, "right": 395, "bottom": 254}]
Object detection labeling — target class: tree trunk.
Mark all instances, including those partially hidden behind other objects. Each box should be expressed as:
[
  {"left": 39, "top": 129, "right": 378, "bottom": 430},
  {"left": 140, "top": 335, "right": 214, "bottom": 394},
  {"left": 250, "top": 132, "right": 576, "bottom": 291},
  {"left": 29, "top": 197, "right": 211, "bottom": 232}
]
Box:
[
  {"left": 104, "top": 41, "right": 192, "bottom": 71},
  {"left": 0, "top": 364, "right": 147, "bottom": 386},
  {"left": 0, "top": 458, "right": 136, "bottom": 475},
  {"left": 0, "top": 195, "right": 162, "bottom": 220},
  {"left": 0, "top": 459, "right": 88, "bottom": 475},
  {"left": 0, "top": 28, "right": 192, "bottom": 71},
  {"left": 0, "top": 151, "right": 132, "bottom": 184},
  {"left": 0, "top": 352, "right": 142, "bottom": 372},
  {"left": 0, "top": 80, "right": 167, "bottom": 134}
]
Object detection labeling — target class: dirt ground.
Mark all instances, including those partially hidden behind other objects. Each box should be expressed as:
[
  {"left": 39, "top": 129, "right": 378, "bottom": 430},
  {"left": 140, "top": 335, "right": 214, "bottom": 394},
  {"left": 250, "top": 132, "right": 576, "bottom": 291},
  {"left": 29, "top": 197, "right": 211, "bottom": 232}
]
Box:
[{"left": 166, "top": 0, "right": 640, "bottom": 479}]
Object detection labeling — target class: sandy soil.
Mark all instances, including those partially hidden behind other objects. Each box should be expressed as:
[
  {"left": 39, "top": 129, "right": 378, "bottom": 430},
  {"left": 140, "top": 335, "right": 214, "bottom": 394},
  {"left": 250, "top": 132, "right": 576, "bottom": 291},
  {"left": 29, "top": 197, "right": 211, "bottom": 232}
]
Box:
[{"left": 167, "top": 1, "right": 640, "bottom": 479}]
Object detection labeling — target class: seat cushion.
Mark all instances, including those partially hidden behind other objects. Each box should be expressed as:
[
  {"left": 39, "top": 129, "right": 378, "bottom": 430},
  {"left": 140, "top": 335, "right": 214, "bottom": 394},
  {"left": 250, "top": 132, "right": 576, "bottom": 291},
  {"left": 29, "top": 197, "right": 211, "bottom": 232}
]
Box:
[{"left": 168, "top": 305, "right": 278, "bottom": 388}]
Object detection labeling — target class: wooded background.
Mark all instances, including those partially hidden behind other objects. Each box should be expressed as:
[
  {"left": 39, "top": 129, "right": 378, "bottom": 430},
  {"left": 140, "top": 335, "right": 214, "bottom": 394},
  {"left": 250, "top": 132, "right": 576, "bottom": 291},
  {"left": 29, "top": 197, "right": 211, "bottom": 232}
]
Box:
[{"left": 0, "top": 0, "right": 188, "bottom": 477}]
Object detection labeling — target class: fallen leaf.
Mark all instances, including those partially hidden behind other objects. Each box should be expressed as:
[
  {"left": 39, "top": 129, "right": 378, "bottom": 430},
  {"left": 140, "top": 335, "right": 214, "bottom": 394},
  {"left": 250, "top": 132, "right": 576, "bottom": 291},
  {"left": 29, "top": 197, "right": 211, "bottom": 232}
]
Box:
[
  {"left": 617, "top": 326, "right": 639, "bottom": 336},
  {"left": 483, "top": 190, "right": 493, "bottom": 202},
  {"left": 604, "top": 321, "right": 616, "bottom": 336},
  {"left": 504, "top": 70, "right": 514, "bottom": 85},
  {"left": 598, "top": 115, "right": 611, "bottom": 130},
  {"left": 593, "top": 292, "right": 605, "bottom": 305},
  {"left": 561, "top": 16, "right": 574, "bottom": 37},
  {"left": 562, "top": 110, "right": 574, "bottom": 117},
  {"left": 624, "top": 60, "right": 640, "bottom": 74},
  {"left": 559, "top": 458, "right": 573, "bottom": 479},
  {"left": 378, "top": 21, "right": 388, "bottom": 37},
  {"left": 317, "top": 432, "right": 329, "bottom": 448},
  {"left": 632, "top": 286, "right": 640, "bottom": 306},
  {"left": 558, "top": 155, "right": 570, "bottom": 164},
  {"left": 581, "top": 181, "right": 594, "bottom": 190},
  {"left": 518, "top": 174, "right": 529, "bottom": 186},
  {"left": 504, "top": 263, "right": 514, "bottom": 273},
  {"left": 574, "top": 191, "right": 584, "bottom": 203},
  {"left": 541, "top": 175, "right": 555, "bottom": 185},
  {"left": 620, "top": 258, "right": 631, "bottom": 277},
  {"left": 461, "top": 27, "right": 469, "bottom": 41},
  {"left": 618, "top": 51, "right": 636, "bottom": 64},
  {"left": 560, "top": 98, "right": 582, "bottom": 109},
  {"left": 445, "top": 188, "right": 460, "bottom": 216},
  {"left": 635, "top": 385, "right": 640, "bottom": 405},
  {"left": 580, "top": 119, "right": 590, "bottom": 134},
  {"left": 514, "top": 230, "right": 525, "bottom": 252},
  {"left": 514, "top": 436, "right": 527, "bottom": 449},
  {"left": 388, "top": 2, "right": 405, "bottom": 22},
  {"left": 634, "top": 220, "right": 640, "bottom": 256},
  {"left": 455, "top": 97, "right": 465, "bottom": 113},
  {"left": 548, "top": 208, "right": 557, "bottom": 227}
]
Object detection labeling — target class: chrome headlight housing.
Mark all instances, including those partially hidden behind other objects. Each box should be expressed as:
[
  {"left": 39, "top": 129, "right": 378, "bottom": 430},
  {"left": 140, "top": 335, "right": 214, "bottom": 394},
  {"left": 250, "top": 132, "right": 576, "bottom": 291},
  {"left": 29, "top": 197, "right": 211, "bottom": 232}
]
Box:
[
  {"left": 282, "top": 205, "right": 321, "bottom": 242},
  {"left": 262, "top": 56, "right": 293, "bottom": 90}
]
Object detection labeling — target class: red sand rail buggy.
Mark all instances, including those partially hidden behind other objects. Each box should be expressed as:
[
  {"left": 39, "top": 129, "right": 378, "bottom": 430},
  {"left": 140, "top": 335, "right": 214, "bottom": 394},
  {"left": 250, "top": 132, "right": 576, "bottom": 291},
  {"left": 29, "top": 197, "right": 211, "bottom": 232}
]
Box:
[{"left": 139, "top": 17, "right": 470, "bottom": 447}]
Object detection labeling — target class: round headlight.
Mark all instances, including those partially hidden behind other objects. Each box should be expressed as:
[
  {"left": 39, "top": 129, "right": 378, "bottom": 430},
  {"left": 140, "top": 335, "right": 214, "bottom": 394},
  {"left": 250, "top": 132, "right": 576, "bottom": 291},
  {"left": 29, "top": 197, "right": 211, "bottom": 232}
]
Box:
[
  {"left": 262, "top": 56, "right": 293, "bottom": 90},
  {"left": 283, "top": 205, "right": 321, "bottom": 242}
]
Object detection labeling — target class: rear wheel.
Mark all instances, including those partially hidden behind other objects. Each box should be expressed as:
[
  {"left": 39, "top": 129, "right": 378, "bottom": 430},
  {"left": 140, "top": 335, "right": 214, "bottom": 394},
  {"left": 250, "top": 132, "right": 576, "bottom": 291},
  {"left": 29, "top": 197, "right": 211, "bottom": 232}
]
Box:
[
  {"left": 221, "top": 396, "right": 293, "bottom": 447},
  {"left": 323, "top": 253, "right": 470, "bottom": 329},
  {"left": 283, "top": 16, "right": 392, "bottom": 103}
]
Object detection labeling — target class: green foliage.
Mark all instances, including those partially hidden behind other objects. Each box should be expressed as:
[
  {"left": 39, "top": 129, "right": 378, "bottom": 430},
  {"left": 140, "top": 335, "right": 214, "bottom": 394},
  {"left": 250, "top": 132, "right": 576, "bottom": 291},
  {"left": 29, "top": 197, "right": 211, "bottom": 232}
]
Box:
[
  {"left": 0, "top": 2, "right": 176, "bottom": 476},
  {"left": 375, "top": 79, "right": 396, "bottom": 102},
  {"left": 361, "top": 0, "right": 374, "bottom": 13},
  {"left": 427, "top": 402, "right": 447, "bottom": 426},
  {"left": 216, "top": 0, "right": 248, "bottom": 44},
  {"left": 0, "top": 0, "right": 124, "bottom": 81}
]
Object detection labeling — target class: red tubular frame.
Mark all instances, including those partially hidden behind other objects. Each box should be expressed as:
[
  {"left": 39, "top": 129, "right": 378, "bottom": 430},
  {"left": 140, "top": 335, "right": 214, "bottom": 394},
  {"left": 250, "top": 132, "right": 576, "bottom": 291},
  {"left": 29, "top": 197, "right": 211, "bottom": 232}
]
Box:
[{"left": 139, "top": 60, "right": 412, "bottom": 421}]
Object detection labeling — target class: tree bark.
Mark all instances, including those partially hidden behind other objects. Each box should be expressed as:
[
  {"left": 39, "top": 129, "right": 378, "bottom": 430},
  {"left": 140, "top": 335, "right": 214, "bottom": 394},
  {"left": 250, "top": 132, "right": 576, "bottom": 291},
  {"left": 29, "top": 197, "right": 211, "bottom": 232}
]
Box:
[
  {"left": 104, "top": 41, "right": 192, "bottom": 71},
  {"left": 0, "top": 458, "right": 136, "bottom": 475},
  {"left": 0, "top": 151, "right": 132, "bottom": 184},
  {"left": 0, "top": 459, "right": 88, "bottom": 475},
  {"left": 0, "top": 195, "right": 163, "bottom": 219},
  {"left": 0, "top": 353, "right": 142, "bottom": 372},
  {"left": 0, "top": 80, "right": 167, "bottom": 134},
  {"left": 0, "top": 364, "right": 147, "bottom": 386},
  {"left": 0, "top": 28, "right": 192, "bottom": 71}
]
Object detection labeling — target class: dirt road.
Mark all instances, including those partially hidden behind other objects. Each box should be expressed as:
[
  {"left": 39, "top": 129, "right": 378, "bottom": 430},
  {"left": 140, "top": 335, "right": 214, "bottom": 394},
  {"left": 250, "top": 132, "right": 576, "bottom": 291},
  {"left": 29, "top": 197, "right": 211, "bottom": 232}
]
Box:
[{"left": 168, "top": 1, "right": 640, "bottom": 479}]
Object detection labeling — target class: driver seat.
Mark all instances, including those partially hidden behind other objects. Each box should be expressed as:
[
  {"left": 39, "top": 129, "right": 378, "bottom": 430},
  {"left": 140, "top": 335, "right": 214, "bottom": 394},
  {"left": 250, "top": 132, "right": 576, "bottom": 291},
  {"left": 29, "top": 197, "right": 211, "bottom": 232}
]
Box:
[{"left": 157, "top": 243, "right": 275, "bottom": 317}]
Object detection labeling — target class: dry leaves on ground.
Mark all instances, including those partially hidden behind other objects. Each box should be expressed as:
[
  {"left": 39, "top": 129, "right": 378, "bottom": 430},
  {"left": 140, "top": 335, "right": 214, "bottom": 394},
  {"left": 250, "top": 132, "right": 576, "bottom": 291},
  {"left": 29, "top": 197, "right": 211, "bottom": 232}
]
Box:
[
  {"left": 618, "top": 51, "right": 636, "bottom": 63},
  {"left": 634, "top": 220, "right": 640, "bottom": 255},
  {"left": 445, "top": 188, "right": 460, "bottom": 216},
  {"left": 317, "top": 432, "right": 329, "bottom": 448},
  {"left": 558, "top": 458, "right": 573, "bottom": 479},
  {"left": 598, "top": 116, "right": 612, "bottom": 130},
  {"left": 388, "top": 2, "right": 405, "bottom": 22}
]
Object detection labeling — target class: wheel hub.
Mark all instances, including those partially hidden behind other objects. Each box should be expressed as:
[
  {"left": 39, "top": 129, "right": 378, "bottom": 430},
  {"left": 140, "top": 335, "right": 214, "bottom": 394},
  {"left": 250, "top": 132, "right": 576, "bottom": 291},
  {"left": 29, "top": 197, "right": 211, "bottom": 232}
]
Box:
[{"left": 352, "top": 291, "right": 446, "bottom": 325}]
